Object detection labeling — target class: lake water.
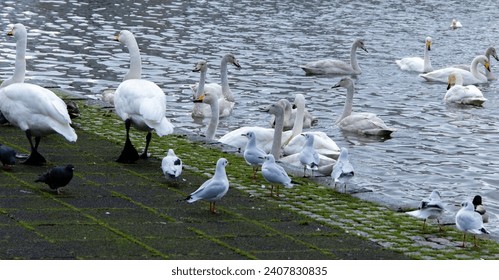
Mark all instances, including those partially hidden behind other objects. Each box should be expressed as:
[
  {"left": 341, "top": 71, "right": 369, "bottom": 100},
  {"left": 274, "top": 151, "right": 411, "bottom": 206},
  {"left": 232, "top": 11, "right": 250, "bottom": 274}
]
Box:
[{"left": 1, "top": 0, "right": 499, "bottom": 239}]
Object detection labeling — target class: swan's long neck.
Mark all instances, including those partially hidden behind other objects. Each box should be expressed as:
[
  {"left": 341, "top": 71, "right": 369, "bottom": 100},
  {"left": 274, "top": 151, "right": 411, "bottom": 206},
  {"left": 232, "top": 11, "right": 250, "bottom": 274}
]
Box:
[
  {"left": 205, "top": 99, "right": 219, "bottom": 140},
  {"left": 350, "top": 43, "right": 360, "bottom": 72},
  {"left": 337, "top": 84, "right": 354, "bottom": 123},
  {"left": 220, "top": 57, "right": 235, "bottom": 102},
  {"left": 423, "top": 45, "right": 432, "bottom": 73},
  {"left": 485, "top": 52, "right": 494, "bottom": 80},
  {"left": 123, "top": 37, "right": 141, "bottom": 81},
  {"left": 470, "top": 57, "right": 486, "bottom": 81},
  {"left": 271, "top": 107, "right": 284, "bottom": 159},
  {"left": 196, "top": 68, "right": 207, "bottom": 98},
  {"left": 1, "top": 33, "right": 27, "bottom": 88},
  {"left": 290, "top": 97, "right": 305, "bottom": 140}
]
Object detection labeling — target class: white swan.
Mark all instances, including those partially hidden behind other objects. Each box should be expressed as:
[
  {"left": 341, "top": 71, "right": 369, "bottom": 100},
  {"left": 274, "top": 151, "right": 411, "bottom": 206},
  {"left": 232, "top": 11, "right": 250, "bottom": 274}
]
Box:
[
  {"left": 450, "top": 19, "right": 462, "bottom": 29},
  {"left": 395, "top": 36, "right": 433, "bottom": 73},
  {"left": 452, "top": 47, "right": 498, "bottom": 81},
  {"left": 300, "top": 39, "right": 368, "bottom": 75},
  {"left": 444, "top": 71, "right": 486, "bottom": 106},
  {"left": 0, "top": 23, "right": 26, "bottom": 88},
  {"left": 113, "top": 30, "right": 174, "bottom": 163},
  {"left": 193, "top": 91, "right": 219, "bottom": 140},
  {"left": 190, "top": 53, "right": 240, "bottom": 104},
  {"left": 219, "top": 102, "right": 287, "bottom": 159},
  {"left": 190, "top": 60, "right": 234, "bottom": 118},
  {"left": 0, "top": 23, "right": 77, "bottom": 166},
  {"left": 282, "top": 94, "right": 340, "bottom": 158},
  {"left": 419, "top": 55, "right": 490, "bottom": 85},
  {"left": 332, "top": 77, "right": 396, "bottom": 137},
  {"left": 269, "top": 98, "right": 317, "bottom": 130}
]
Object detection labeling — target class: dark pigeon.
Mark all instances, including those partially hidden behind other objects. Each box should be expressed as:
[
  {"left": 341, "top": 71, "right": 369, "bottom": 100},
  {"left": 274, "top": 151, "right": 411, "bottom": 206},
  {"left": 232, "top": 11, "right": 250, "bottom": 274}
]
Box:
[
  {"left": 0, "top": 144, "right": 16, "bottom": 169},
  {"left": 35, "top": 164, "right": 75, "bottom": 194}
]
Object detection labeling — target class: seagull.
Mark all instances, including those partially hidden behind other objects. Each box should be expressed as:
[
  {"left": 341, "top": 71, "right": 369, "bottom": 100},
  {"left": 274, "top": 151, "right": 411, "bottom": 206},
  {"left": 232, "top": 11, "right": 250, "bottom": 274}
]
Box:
[
  {"left": 184, "top": 158, "right": 229, "bottom": 214},
  {"left": 261, "top": 154, "right": 293, "bottom": 197},
  {"left": 299, "top": 133, "right": 320, "bottom": 177},
  {"left": 0, "top": 144, "right": 16, "bottom": 170},
  {"left": 242, "top": 131, "right": 266, "bottom": 179},
  {"left": 406, "top": 190, "right": 445, "bottom": 231},
  {"left": 161, "top": 149, "right": 182, "bottom": 179},
  {"left": 455, "top": 200, "right": 489, "bottom": 247},
  {"left": 331, "top": 147, "right": 354, "bottom": 193},
  {"left": 35, "top": 164, "right": 75, "bottom": 194},
  {"left": 472, "top": 195, "right": 489, "bottom": 223}
]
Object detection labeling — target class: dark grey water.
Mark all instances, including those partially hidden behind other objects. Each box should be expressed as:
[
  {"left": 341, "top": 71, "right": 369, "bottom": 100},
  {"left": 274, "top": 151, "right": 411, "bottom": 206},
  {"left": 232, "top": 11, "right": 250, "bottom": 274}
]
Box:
[{"left": 1, "top": 0, "right": 499, "bottom": 238}]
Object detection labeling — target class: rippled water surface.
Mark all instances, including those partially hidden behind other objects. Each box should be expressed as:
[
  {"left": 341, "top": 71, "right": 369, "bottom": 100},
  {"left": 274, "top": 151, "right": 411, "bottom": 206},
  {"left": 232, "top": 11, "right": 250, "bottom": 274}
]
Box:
[{"left": 1, "top": 0, "right": 499, "bottom": 238}]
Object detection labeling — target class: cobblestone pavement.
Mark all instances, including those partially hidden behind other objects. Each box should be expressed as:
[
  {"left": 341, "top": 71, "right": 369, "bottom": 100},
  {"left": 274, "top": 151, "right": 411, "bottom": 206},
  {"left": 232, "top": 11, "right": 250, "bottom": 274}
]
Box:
[{"left": 0, "top": 96, "right": 498, "bottom": 259}]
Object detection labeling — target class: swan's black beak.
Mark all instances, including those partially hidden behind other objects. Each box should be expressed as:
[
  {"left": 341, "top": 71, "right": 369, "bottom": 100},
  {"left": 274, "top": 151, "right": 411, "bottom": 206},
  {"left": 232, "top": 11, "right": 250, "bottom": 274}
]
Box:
[
  {"left": 193, "top": 95, "right": 205, "bottom": 103},
  {"left": 361, "top": 46, "right": 368, "bottom": 53},
  {"left": 332, "top": 83, "right": 341, "bottom": 89},
  {"left": 233, "top": 61, "right": 241, "bottom": 69},
  {"left": 113, "top": 32, "right": 120, "bottom": 42}
]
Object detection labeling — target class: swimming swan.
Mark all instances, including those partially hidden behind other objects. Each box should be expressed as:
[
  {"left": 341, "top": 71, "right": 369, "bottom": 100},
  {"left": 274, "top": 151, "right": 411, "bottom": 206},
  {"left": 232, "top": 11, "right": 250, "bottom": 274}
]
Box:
[
  {"left": 269, "top": 98, "right": 317, "bottom": 130},
  {"left": 444, "top": 71, "right": 486, "bottom": 106},
  {"left": 0, "top": 23, "right": 77, "bottom": 165},
  {"left": 419, "top": 55, "right": 490, "bottom": 85},
  {"left": 190, "top": 60, "right": 234, "bottom": 118},
  {"left": 452, "top": 47, "right": 498, "bottom": 81},
  {"left": 450, "top": 19, "right": 462, "bottom": 29},
  {"left": 332, "top": 77, "right": 396, "bottom": 137},
  {"left": 395, "top": 36, "right": 433, "bottom": 73},
  {"left": 300, "top": 39, "right": 368, "bottom": 75},
  {"left": 193, "top": 91, "right": 219, "bottom": 140},
  {"left": 190, "top": 53, "right": 240, "bottom": 111},
  {"left": 219, "top": 102, "right": 287, "bottom": 159},
  {"left": 113, "top": 30, "right": 174, "bottom": 163},
  {"left": 282, "top": 94, "right": 340, "bottom": 158}
]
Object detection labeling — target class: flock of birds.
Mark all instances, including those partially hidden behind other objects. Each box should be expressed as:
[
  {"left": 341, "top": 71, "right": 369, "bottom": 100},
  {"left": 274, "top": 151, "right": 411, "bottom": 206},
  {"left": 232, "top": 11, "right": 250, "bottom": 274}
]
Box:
[{"left": 0, "top": 20, "right": 495, "bottom": 246}]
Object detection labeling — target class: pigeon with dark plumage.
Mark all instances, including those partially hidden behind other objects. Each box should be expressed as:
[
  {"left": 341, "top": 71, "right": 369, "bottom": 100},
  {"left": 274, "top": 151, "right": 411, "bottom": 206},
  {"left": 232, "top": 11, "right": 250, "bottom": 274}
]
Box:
[
  {"left": 35, "top": 164, "right": 74, "bottom": 194},
  {"left": 0, "top": 144, "right": 16, "bottom": 169}
]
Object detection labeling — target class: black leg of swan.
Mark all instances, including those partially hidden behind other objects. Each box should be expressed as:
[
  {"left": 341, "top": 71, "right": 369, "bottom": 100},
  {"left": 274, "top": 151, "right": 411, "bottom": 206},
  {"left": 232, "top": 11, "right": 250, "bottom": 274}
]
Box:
[
  {"left": 139, "top": 132, "right": 152, "bottom": 159},
  {"left": 116, "top": 119, "right": 139, "bottom": 163},
  {"left": 22, "top": 130, "right": 46, "bottom": 166}
]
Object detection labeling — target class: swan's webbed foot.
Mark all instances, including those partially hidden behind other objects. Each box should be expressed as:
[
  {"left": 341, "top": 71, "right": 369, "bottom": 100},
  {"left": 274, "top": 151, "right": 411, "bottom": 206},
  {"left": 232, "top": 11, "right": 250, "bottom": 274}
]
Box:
[
  {"left": 23, "top": 150, "right": 46, "bottom": 166},
  {"left": 116, "top": 137, "right": 139, "bottom": 163}
]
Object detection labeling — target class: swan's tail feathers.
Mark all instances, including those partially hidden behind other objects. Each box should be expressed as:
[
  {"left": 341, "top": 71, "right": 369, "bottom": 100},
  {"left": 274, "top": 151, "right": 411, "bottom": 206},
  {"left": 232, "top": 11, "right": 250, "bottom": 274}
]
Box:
[
  {"left": 152, "top": 118, "right": 175, "bottom": 137},
  {"left": 51, "top": 122, "right": 78, "bottom": 142}
]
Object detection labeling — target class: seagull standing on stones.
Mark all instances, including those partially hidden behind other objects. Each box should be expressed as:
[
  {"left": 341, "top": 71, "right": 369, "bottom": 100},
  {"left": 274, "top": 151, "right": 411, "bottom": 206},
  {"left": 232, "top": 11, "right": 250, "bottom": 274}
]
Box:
[
  {"left": 406, "top": 190, "right": 445, "bottom": 231},
  {"left": 184, "top": 158, "right": 229, "bottom": 214},
  {"left": 242, "top": 131, "right": 266, "bottom": 179},
  {"left": 331, "top": 147, "right": 354, "bottom": 192},
  {"left": 456, "top": 200, "right": 489, "bottom": 247},
  {"left": 261, "top": 154, "right": 293, "bottom": 197}
]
